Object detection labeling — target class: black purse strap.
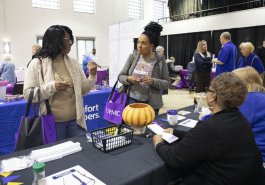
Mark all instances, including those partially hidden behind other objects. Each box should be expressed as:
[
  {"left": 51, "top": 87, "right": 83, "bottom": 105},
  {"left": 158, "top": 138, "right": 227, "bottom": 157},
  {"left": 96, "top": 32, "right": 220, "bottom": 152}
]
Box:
[
  {"left": 39, "top": 59, "right": 52, "bottom": 114},
  {"left": 25, "top": 88, "right": 41, "bottom": 117},
  {"left": 108, "top": 79, "right": 119, "bottom": 102}
]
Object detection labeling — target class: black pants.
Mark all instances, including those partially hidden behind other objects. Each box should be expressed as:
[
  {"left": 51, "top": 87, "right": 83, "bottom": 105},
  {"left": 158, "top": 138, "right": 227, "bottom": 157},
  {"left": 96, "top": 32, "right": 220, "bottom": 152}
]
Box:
[{"left": 195, "top": 72, "right": 211, "bottom": 93}]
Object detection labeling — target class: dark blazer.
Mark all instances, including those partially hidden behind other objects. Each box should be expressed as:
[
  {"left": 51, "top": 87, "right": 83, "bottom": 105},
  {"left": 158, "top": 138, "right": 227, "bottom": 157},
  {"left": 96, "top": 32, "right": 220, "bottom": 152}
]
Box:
[
  {"left": 194, "top": 52, "right": 212, "bottom": 72},
  {"left": 156, "top": 108, "right": 264, "bottom": 185}
]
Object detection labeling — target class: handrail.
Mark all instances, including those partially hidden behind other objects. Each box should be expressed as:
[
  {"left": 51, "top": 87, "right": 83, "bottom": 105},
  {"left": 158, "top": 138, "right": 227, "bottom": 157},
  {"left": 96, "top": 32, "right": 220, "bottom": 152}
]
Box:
[{"left": 159, "top": 0, "right": 264, "bottom": 23}]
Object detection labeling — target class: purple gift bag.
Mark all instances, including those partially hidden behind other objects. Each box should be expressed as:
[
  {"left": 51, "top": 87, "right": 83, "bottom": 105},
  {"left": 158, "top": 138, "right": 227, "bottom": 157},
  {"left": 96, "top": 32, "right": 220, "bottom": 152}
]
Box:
[{"left": 103, "top": 80, "right": 128, "bottom": 124}]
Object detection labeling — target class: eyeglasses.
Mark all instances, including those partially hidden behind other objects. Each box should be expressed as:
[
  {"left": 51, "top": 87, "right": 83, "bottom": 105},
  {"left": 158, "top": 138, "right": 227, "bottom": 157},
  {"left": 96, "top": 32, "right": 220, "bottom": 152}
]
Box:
[
  {"left": 76, "top": 170, "right": 95, "bottom": 185},
  {"left": 64, "top": 38, "right": 74, "bottom": 45},
  {"left": 205, "top": 87, "right": 215, "bottom": 93}
]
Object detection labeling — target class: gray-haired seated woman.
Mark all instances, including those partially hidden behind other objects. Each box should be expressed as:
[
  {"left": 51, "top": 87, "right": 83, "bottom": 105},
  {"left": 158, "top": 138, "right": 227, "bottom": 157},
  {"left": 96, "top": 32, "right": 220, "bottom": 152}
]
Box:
[{"left": 153, "top": 72, "right": 264, "bottom": 185}]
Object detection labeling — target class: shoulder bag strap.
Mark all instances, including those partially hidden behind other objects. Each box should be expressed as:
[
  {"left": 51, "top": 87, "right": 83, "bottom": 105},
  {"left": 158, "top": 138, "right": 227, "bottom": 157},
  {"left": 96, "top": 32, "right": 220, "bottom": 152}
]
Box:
[
  {"left": 25, "top": 88, "right": 35, "bottom": 117},
  {"left": 39, "top": 59, "right": 52, "bottom": 114},
  {"left": 251, "top": 56, "right": 258, "bottom": 67},
  {"left": 108, "top": 79, "right": 119, "bottom": 102}
]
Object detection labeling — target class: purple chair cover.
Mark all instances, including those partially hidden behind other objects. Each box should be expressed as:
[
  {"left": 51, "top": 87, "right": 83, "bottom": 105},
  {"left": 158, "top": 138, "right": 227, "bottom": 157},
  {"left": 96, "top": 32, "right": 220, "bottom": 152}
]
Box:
[
  {"left": 86, "top": 69, "right": 109, "bottom": 85},
  {"left": 96, "top": 70, "right": 109, "bottom": 85},
  {"left": 6, "top": 83, "right": 14, "bottom": 94},
  {"left": 176, "top": 69, "right": 190, "bottom": 89}
]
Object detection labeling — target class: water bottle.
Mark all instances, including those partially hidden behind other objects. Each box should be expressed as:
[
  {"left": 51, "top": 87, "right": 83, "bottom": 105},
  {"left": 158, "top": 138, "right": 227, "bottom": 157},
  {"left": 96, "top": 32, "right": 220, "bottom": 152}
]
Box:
[{"left": 32, "top": 162, "right": 46, "bottom": 185}]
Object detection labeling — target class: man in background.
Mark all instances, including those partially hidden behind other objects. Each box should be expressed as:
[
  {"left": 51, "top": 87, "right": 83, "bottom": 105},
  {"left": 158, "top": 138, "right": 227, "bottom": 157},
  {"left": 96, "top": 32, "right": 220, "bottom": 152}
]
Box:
[
  {"left": 92, "top": 48, "right": 96, "bottom": 56},
  {"left": 255, "top": 38, "right": 265, "bottom": 86},
  {"left": 82, "top": 48, "right": 97, "bottom": 76},
  {"left": 156, "top": 46, "right": 165, "bottom": 58},
  {"left": 212, "top": 32, "right": 237, "bottom": 76}
]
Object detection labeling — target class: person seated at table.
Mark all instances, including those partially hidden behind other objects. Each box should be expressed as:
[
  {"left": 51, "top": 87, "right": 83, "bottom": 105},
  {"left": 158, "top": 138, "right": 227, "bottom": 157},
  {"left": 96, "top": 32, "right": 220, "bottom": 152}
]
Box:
[
  {"left": 0, "top": 56, "right": 16, "bottom": 84},
  {"left": 24, "top": 25, "right": 97, "bottom": 141},
  {"left": 118, "top": 22, "right": 170, "bottom": 116},
  {"left": 153, "top": 72, "right": 264, "bottom": 185},
  {"left": 166, "top": 57, "right": 182, "bottom": 89},
  {"left": 237, "top": 42, "right": 264, "bottom": 74},
  {"left": 187, "top": 59, "right": 196, "bottom": 91},
  {"left": 194, "top": 40, "right": 212, "bottom": 93},
  {"left": 233, "top": 66, "right": 265, "bottom": 162}
]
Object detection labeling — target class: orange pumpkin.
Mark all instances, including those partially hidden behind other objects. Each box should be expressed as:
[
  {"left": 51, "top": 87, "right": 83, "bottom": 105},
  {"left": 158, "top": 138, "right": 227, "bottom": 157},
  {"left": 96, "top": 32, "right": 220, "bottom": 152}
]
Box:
[{"left": 122, "top": 103, "right": 155, "bottom": 127}]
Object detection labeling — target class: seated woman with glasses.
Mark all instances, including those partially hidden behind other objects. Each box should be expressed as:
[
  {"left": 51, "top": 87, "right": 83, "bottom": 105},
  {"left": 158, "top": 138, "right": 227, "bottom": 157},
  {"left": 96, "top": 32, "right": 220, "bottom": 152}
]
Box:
[
  {"left": 233, "top": 66, "right": 265, "bottom": 163},
  {"left": 24, "top": 25, "right": 97, "bottom": 141},
  {"left": 153, "top": 72, "right": 264, "bottom": 185}
]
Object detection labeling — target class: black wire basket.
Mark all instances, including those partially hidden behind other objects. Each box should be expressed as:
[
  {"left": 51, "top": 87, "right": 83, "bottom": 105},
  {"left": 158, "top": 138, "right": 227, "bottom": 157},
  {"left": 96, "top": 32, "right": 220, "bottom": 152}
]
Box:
[{"left": 91, "top": 125, "right": 133, "bottom": 152}]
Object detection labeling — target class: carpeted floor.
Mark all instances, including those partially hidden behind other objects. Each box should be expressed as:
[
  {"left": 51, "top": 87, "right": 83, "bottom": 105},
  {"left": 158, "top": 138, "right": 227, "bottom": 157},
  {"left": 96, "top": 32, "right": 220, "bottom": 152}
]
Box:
[{"left": 160, "top": 89, "right": 195, "bottom": 114}]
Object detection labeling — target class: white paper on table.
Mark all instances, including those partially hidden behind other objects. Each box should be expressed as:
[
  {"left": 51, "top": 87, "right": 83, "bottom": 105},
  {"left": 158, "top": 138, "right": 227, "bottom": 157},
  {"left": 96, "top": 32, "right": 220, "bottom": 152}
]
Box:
[
  {"left": 39, "top": 165, "right": 106, "bottom": 185},
  {"left": 178, "top": 119, "right": 198, "bottom": 128},
  {"left": 177, "top": 115, "right": 186, "bottom": 121},
  {"left": 178, "top": 110, "right": 191, "bottom": 116},
  {"left": 147, "top": 124, "right": 178, "bottom": 143}
]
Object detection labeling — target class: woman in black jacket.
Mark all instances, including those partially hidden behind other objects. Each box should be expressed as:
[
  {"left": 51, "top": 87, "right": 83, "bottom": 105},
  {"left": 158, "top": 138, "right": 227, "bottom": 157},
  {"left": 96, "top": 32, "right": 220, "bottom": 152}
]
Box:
[
  {"left": 194, "top": 40, "right": 213, "bottom": 93},
  {"left": 153, "top": 72, "right": 264, "bottom": 185}
]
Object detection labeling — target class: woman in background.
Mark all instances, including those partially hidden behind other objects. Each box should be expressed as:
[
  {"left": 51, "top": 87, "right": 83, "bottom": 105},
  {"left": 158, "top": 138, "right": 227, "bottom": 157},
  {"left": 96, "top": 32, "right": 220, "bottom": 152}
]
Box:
[
  {"left": 0, "top": 56, "right": 16, "bottom": 84},
  {"left": 237, "top": 42, "right": 264, "bottom": 74},
  {"left": 32, "top": 44, "right": 42, "bottom": 56},
  {"left": 194, "top": 40, "right": 212, "bottom": 93},
  {"left": 24, "top": 25, "right": 97, "bottom": 140},
  {"left": 233, "top": 66, "right": 265, "bottom": 162},
  {"left": 118, "top": 22, "right": 169, "bottom": 115},
  {"left": 153, "top": 72, "right": 264, "bottom": 185}
]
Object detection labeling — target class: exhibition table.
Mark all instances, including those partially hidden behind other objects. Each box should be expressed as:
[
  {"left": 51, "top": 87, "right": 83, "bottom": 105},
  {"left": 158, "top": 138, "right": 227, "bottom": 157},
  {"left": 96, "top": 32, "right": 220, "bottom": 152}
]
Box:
[
  {"left": 0, "top": 105, "right": 198, "bottom": 185},
  {"left": 0, "top": 87, "right": 112, "bottom": 155}
]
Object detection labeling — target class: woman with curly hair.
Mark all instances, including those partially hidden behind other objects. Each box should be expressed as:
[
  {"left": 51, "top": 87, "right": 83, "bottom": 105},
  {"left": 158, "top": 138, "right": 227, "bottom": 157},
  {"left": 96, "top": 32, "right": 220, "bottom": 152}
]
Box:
[
  {"left": 118, "top": 22, "right": 170, "bottom": 115},
  {"left": 153, "top": 72, "right": 264, "bottom": 185}
]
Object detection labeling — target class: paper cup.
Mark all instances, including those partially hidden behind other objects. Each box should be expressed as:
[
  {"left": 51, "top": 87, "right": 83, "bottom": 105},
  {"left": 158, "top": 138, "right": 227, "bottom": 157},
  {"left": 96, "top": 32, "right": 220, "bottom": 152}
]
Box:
[{"left": 167, "top": 109, "right": 178, "bottom": 126}]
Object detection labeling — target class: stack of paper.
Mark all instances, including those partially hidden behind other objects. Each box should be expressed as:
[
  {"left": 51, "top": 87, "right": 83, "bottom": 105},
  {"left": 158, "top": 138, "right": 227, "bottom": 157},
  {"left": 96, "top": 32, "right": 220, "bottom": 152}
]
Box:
[
  {"left": 147, "top": 124, "right": 178, "bottom": 143},
  {"left": 178, "top": 119, "right": 198, "bottom": 128}
]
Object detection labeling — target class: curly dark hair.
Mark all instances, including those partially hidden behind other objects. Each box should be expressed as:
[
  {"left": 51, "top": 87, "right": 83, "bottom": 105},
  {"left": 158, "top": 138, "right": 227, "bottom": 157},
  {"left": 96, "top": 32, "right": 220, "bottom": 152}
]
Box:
[
  {"left": 211, "top": 72, "right": 247, "bottom": 109},
  {"left": 34, "top": 25, "right": 74, "bottom": 60},
  {"left": 142, "top": 22, "right": 163, "bottom": 47}
]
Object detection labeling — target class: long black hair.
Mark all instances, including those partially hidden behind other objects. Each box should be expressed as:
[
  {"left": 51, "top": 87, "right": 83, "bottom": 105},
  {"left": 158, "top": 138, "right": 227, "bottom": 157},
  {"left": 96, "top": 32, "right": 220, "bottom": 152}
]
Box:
[
  {"left": 34, "top": 25, "right": 74, "bottom": 60},
  {"left": 142, "top": 22, "right": 163, "bottom": 47}
]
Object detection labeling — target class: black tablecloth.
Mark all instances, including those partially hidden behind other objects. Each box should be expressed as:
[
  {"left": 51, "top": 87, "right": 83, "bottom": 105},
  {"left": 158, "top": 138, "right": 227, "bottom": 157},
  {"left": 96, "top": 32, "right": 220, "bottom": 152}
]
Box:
[
  {"left": 0, "top": 105, "right": 198, "bottom": 185},
  {"left": 0, "top": 136, "right": 171, "bottom": 185}
]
